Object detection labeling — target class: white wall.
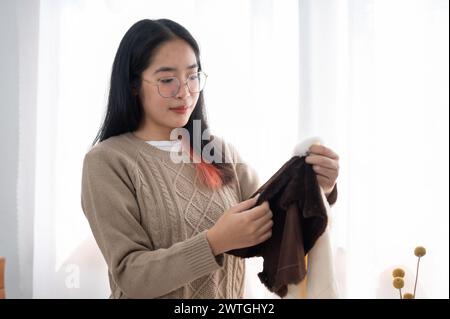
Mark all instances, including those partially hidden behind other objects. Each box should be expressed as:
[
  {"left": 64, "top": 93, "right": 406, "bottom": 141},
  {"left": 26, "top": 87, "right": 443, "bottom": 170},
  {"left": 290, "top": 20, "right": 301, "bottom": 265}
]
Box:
[{"left": 0, "top": 0, "right": 21, "bottom": 299}]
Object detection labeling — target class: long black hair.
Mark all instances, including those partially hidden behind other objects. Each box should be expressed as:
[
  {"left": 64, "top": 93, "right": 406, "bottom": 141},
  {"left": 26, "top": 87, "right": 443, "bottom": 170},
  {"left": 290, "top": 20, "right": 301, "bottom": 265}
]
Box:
[{"left": 93, "top": 19, "right": 234, "bottom": 187}]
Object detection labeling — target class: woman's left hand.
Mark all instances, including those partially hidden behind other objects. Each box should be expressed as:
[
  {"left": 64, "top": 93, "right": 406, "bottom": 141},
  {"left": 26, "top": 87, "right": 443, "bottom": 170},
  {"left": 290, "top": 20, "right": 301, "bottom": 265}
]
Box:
[{"left": 305, "top": 144, "right": 340, "bottom": 196}]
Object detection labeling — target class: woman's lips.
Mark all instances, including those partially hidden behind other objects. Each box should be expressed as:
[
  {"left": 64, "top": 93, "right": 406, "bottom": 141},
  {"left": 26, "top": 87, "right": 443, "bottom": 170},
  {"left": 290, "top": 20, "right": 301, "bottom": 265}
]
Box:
[{"left": 170, "top": 106, "right": 188, "bottom": 114}]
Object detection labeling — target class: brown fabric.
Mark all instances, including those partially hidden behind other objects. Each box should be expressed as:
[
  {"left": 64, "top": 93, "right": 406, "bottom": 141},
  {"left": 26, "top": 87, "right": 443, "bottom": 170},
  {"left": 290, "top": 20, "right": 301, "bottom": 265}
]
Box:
[{"left": 227, "top": 156, "right": 337, "bottom": 298}]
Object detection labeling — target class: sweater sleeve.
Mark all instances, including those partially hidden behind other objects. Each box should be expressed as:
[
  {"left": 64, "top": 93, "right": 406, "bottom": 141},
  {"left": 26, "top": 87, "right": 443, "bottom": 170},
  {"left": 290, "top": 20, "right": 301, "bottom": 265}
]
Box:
[
  {"left": 81, "top": 147, "right": 223, "bottom": 299},
  {"left": 227, "top": 142, "right": 261, "bottom": 201}
]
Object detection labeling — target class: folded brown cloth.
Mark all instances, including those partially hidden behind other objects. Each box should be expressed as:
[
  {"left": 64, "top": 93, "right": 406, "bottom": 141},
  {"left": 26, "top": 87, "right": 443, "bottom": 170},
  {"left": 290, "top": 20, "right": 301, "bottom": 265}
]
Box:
[{"left": 227, "top": 155, "right": 337, "bottom": 297}]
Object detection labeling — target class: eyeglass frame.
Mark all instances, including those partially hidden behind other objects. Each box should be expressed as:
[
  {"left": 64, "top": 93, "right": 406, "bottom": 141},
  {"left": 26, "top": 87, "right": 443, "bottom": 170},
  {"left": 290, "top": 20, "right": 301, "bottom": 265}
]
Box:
[{"left": 141, "top": 71, "right": 208, "bottom": 98}]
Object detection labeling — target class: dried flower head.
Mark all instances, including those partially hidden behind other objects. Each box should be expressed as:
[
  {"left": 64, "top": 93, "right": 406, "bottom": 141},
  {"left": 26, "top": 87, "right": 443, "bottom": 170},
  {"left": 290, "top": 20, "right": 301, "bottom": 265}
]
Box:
[
  {"left": 392, "top": 268, "right": 405, "bottom": 278},
  {"left": 414, "top": 246, "right": 426, "bottom": 257},
  {"left": 403, "top": 293, "right": 414, "bottom": 299},
  {"left": 393, "top": 277, "right": 404, "bottom": 289}
]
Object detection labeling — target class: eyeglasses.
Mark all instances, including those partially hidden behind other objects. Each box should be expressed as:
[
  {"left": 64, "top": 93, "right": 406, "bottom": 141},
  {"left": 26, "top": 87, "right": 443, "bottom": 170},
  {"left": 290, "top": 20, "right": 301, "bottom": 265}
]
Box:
[{"left": 142, "top": 71, "right": 208, "bottom": 98}]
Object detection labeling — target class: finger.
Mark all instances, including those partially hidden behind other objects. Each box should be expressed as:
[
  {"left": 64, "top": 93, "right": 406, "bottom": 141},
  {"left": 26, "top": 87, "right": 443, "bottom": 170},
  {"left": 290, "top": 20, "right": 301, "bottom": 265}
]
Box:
[
  {"left": 246, "top": 201, "right": 270, "bottom": 220},
  {"left": 258, "top": 229, "right": 272, "bottom": 242},
  {"left": 254, "top": 209, "right": 273, "bottom": 226},
  {"left": 316, "top": 175, "right": 334, "bottom": 191},
  {"left": 233, "top": 194, "right": 260, "bottom": 213},
  {"left": 256, "top": 218, "right": 274, "bottom": 235},
  {"left": 308, "top": 145, "right": 339, "bottom": 160},
  {"left": 305, "top": 155, "right": 338, "bottom": 170},
  {"left": 312, "top": 165, "right": 338, "bottom": 181}
]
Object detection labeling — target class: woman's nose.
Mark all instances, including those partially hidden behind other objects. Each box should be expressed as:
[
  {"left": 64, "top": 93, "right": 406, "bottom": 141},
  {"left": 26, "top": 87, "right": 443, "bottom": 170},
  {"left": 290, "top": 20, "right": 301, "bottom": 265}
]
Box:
[{"left": 176, "top": 82, "right": 191, "bottom": 99}]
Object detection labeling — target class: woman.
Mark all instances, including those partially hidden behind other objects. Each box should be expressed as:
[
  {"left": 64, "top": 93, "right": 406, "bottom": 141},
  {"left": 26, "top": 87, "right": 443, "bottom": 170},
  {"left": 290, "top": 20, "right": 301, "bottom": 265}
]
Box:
[{"left": 81, "top": 19, "right": 339, "bottom": 299}]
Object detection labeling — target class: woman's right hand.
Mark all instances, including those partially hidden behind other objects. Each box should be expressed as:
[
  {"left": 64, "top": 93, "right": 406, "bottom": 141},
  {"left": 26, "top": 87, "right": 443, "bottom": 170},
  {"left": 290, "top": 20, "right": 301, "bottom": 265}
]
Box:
[{"left": 206, "top": 195, "right": 273, "bottom": 256}]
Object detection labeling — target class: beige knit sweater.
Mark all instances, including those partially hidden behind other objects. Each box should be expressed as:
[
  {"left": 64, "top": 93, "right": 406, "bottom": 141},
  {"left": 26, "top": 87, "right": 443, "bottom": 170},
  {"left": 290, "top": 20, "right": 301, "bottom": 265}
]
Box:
[{"left": 81, "top": 132, "right": 260, "bottom": 299}]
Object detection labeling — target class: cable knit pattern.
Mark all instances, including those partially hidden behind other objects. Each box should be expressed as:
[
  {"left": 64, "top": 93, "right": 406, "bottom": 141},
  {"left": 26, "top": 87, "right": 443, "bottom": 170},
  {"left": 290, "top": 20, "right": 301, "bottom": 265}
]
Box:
[{"left": 81, "top": 132, "right": 260, "bottom": 299}]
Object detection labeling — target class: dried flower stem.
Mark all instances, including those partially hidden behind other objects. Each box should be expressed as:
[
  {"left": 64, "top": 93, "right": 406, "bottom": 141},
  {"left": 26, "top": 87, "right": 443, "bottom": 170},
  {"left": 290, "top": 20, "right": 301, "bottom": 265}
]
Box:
[
  {"left": 413, "top": 257, "right": 421, "bottom": 297},
  {"left": 399, "top": 288, "right": 402, "bottom": 299}
]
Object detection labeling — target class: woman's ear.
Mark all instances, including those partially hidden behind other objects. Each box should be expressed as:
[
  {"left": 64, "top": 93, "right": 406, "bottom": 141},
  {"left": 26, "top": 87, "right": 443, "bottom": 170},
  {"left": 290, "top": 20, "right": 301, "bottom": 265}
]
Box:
[{"left": 131, "top": 87, "right": 139, "bottom": 96}]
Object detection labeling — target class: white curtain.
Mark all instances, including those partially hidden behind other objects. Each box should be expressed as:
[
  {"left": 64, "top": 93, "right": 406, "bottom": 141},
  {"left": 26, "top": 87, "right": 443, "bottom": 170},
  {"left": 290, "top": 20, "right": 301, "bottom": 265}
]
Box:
[
  {"left": 12, "top": 0, "right": 448, "bottom": 298},
  {"left": 29, "top": 0, "right": 300, "bottom": 298},
  {"left": 298, "top": 0, "right": 449, "bottom": 298}
]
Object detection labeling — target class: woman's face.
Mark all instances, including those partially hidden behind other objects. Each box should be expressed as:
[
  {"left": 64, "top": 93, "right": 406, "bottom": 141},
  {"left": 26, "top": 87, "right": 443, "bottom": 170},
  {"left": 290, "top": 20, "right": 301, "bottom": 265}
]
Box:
[{"left": 138, "top": 39, "right": 200, "bottom": 139}]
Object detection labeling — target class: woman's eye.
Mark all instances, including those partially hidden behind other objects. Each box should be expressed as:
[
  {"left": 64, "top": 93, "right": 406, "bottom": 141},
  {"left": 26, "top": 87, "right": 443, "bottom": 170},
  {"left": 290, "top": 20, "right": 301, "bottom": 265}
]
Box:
[
  {"left": 160, "top": 78, "right": 174, "bottom": 84},
  {"left": 188, "top": 74, "right": 199, "bottom": 81}
]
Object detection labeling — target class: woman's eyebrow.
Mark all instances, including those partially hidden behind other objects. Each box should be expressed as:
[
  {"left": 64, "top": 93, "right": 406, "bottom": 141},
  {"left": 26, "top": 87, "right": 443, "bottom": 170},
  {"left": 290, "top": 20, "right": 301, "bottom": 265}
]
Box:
[{"left": 153, "top": 63, "right": 198, "bottom": 74}]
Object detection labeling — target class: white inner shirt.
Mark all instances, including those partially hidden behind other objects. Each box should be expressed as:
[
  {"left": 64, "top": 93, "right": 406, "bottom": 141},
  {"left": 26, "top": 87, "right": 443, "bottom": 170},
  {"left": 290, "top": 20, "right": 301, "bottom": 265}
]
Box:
[{"left": 146, "top": 140, "right": 182, "bottom": 153}]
